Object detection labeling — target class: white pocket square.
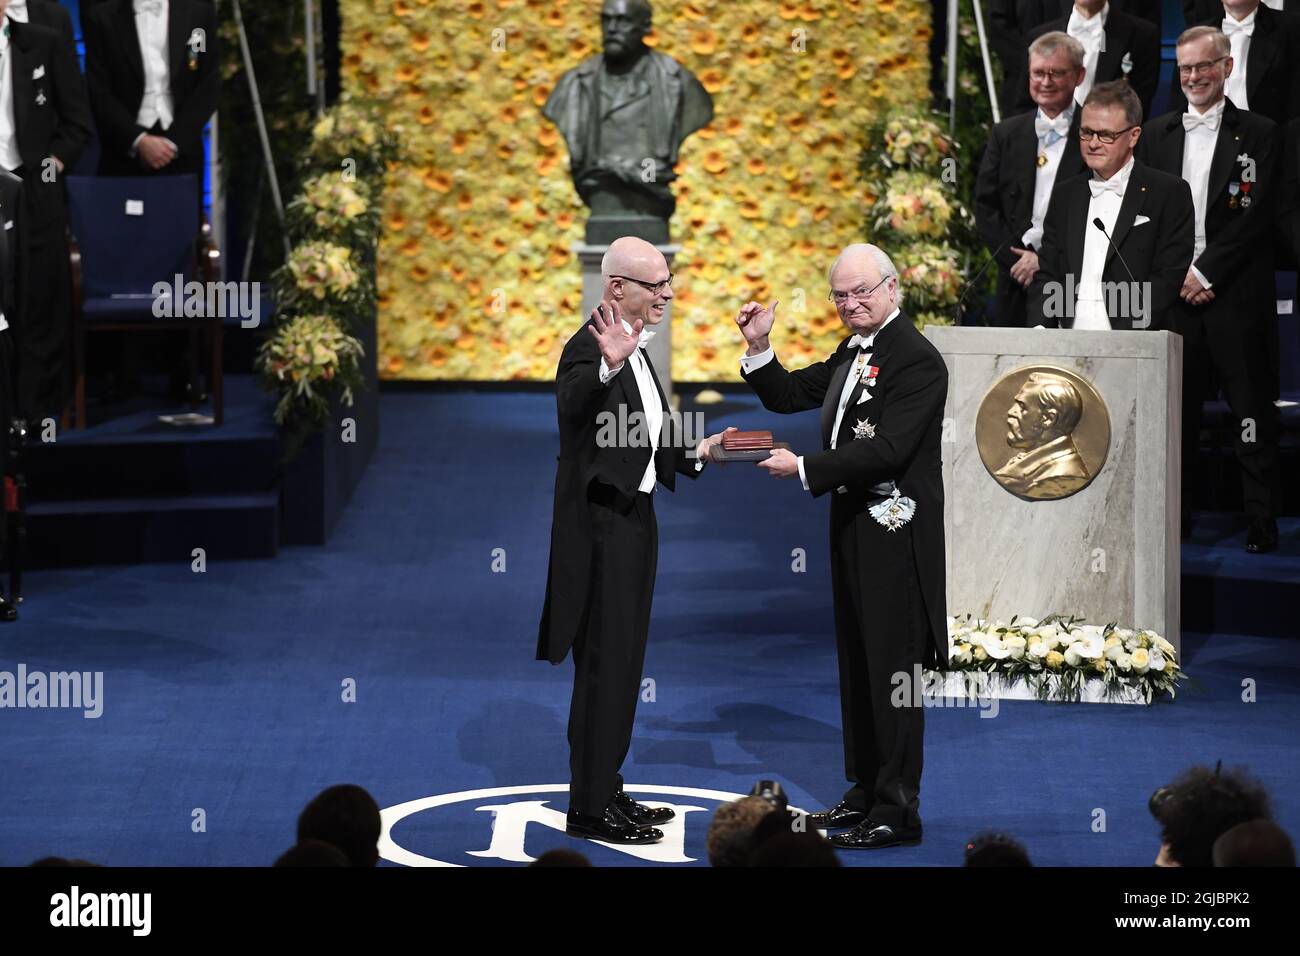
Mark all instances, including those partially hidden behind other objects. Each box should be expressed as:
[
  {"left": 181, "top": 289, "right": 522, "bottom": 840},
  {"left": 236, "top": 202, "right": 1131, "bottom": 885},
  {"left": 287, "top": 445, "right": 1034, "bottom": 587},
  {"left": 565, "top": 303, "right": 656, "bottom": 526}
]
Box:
[
  {"left": 857, "top": 390, "right": 872, "bottom": 404},
  {"left": 1134, "top": 215, "right": 1151, "bottom": 226},
  {"left": 32, "top": 65, "right": 45, "bottom": 80}
]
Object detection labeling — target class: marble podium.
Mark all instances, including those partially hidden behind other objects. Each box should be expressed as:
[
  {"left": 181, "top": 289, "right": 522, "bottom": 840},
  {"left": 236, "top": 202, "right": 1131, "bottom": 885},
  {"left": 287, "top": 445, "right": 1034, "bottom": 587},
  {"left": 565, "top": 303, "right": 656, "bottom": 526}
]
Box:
[{"left": 925, "top": 327, "right": 1182, "bottom": 659}]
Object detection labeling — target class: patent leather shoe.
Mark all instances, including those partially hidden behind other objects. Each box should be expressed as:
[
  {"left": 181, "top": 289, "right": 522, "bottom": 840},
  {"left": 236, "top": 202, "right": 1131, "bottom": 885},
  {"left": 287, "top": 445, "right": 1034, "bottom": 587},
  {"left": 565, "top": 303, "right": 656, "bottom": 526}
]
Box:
[
  {"left": 807, "top": 801, "right": 869, "bottom": 830},
  {"left": 566, "top": 803, "right": 663, "bottom": 844},
  {"left": 829, "top": 821, "right": 922, "bottom": 849}
]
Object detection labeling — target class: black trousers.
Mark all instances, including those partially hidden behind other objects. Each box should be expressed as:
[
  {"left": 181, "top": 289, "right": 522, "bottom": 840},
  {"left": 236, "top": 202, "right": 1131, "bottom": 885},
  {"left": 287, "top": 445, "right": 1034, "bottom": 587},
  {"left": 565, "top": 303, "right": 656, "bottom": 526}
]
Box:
[
  {"left": 829, "top": 497, "right": 926, "bottom": 830},
  {"left": 9, "top": 174, "right": 72, "bottom": 424},
  {"left": 1180, "top": 305, "right": 1280, "bottom": 522},
  {"left": 567, "top": 484, "right": 656, "bottom": 816}
]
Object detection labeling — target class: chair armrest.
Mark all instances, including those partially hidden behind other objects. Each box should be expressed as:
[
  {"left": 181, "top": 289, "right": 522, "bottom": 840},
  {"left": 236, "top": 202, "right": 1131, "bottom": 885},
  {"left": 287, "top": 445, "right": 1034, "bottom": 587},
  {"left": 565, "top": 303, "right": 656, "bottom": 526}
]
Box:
[
  {"left": 67, "top": 227, "right": 83, "bottom": 317},
  {"left": 197, "top": 213, "right": 221, "bottom": 284}
]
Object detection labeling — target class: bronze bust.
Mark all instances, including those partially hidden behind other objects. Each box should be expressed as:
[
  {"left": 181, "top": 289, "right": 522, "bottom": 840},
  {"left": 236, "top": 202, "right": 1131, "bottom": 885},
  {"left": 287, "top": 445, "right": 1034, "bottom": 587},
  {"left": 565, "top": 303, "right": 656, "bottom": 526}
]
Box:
[{"left": 542, "top": 0, "right": 714, "bottom": 244}]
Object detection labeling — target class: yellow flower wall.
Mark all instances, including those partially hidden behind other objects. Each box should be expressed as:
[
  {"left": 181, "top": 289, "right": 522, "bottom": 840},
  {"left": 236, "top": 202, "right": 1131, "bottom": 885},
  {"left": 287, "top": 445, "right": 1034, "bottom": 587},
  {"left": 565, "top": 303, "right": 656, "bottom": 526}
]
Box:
[{"left": 339, "top": 0, "right": 932, "bottom": 380}]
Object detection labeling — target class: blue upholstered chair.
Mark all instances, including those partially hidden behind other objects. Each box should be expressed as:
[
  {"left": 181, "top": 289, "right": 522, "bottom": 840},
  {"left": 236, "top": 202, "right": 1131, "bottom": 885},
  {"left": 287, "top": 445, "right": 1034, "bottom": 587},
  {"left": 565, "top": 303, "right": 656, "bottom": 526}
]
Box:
[{"left": 65, "top": 175, "right": 223, "bottom": 428}]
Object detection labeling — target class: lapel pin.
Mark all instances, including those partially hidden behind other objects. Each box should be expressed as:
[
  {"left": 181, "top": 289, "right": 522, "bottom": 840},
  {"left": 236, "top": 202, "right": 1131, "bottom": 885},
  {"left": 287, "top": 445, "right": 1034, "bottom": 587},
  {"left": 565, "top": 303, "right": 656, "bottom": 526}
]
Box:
[{"left": 32, "top": 65, "right": 45, "bottom": 80}]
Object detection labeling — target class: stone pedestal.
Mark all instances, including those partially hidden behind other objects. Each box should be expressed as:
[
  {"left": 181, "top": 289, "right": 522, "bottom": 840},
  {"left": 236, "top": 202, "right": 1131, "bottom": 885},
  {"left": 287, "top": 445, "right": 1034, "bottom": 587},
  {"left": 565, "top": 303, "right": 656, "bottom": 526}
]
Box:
[
  {"left": 575, "top": 242, "right": 681, "bottom": 406},
  {"left": 924, "top": 327, "right": 1183, "bottom": 656}
]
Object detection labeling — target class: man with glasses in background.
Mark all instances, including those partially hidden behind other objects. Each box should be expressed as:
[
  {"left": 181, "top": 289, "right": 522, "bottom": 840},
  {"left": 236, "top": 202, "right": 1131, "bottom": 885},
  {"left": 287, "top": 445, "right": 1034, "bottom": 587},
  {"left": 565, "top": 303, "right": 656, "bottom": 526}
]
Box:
[
  {"left": 1029, "top": 80, "right": 1195, "bottom": 332},
  {"left": 976, "top": 31, "right": 1089, "bottom": 327},
  {"left": 1138, "top": 27, "right": 1282, "bottom": 552},
  {"left": 735, "top": 243, "right": 949, "bottom": 851}
]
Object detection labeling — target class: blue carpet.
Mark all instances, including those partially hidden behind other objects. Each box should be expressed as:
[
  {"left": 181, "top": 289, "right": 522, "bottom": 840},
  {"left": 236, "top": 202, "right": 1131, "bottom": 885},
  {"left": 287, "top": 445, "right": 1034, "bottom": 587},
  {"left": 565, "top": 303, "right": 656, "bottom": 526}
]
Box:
[{"left": 1, "top": 389, "right": 1297, "bottom": 867}]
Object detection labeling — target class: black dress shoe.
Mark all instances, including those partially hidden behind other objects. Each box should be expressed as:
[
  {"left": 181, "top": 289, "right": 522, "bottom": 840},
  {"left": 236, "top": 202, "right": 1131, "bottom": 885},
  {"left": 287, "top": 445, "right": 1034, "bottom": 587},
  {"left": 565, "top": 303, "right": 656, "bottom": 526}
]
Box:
[
  {"left": 1246, "top": 518, "right": 1278, "bottom": 554},
  {"left": 807, "top": 801, "right": 869, "bottom": 830},
  {"left": 829, "top": 821, "right": 922, "bottom": 850},
  {"left": 566, "top": 804, "right": 663, "bottom": 845},
  {"left": 0, "top": 598, "right": 16, "bottom": 622},
  {"left": 613, "top": 789, "right": 675, "bottom": 826}
]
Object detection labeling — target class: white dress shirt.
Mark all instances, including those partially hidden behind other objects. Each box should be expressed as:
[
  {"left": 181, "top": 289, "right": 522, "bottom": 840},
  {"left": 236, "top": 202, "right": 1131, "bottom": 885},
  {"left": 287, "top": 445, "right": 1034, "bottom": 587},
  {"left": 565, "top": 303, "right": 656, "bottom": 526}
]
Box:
[
  {"left": 739, "top": 308, "right": 901, "bottom": 493},
  {"left": 0, "top": 20, "right": 20, "bottom": 173},
  {"left": 1076, "top": 155, "right": 1135, "bottom": 330},
  {"left": 133, "top": 0, "right": 175, "bottom": 154},
  {"left": 598, "top": 320, "right": 664, "bottom": 494},
  {"left": 1067, "top": 2, "right": 1109, "bottom": 104},
  {"left": 1222, "top": 8, "right": 1255, "bottom": 112},
  {"left": 1024, "top": 103, "right": 1076, "bottom": 250},
  {"left": 5, "top": 3, "right": 30, "bottom": 24},
  {"left": 1182, "top": 97, "right": 1224, "bottom": 286}
]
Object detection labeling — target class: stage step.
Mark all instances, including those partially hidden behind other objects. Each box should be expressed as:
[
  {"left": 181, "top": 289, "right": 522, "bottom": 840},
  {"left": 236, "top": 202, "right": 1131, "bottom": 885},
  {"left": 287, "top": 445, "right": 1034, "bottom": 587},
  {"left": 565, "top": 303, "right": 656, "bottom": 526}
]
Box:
[
  {"left": 23, "top": 492, "right": 280, "bottom": 567},
  {"left": 1181, "top": 514, "right": 1300, "bottom": 639}
]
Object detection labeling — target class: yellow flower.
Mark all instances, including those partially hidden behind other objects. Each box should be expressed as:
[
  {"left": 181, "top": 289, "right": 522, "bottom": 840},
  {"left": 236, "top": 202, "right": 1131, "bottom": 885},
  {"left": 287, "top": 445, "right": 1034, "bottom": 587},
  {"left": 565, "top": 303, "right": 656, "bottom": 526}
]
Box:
[{"left": 1045, "top": 651, "right": 1065, "bottom": 670}]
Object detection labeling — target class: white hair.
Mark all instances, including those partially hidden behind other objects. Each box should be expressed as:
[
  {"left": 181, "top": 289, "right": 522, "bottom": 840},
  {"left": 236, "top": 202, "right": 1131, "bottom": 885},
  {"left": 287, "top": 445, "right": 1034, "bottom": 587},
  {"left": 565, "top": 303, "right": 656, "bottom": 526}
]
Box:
[{"left": 828, "top": 243, "right": 904, "bottom": 307}]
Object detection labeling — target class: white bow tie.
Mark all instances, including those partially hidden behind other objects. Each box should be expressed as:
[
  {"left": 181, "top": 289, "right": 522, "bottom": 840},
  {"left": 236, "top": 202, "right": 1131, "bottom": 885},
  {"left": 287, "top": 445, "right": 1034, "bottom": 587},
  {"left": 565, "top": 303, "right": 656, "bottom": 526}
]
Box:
[
  {"left": 1035, "top": 113, "right": 1071, "bottom": 144},
  {"left": 1221, "top": 17, "right": 1254, "bottom": 39},
  {"left": 1069, "top": 16, "right": 1104, "bottom": 39},
  {"left": 847, "top": 334, "right": 875, "bottom": 351},
  {"left": 135, "top": 0, "right": 165, "bottom": 17},
  {"left": 1088, "top": 176, "right": 1125, "bottom": 197},
  {"left": 637, "top": 329, "right": 655, "bottom": 349},
  {"left": 1182, "top": 110, "right": 1222, "bottom": 132}
]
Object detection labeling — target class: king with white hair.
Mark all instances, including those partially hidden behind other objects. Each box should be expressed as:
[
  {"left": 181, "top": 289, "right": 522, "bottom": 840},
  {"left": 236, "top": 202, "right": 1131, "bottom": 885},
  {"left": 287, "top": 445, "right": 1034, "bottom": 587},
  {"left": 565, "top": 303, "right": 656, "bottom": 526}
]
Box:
[{"left": 735, "top": 242, "right": 950, "bottom": 850}]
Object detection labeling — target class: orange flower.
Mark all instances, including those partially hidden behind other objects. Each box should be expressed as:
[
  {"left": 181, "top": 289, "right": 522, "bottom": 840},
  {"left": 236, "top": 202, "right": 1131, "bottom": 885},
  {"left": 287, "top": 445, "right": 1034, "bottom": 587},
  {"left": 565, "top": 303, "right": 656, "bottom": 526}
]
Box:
[
  {"left": 537, "top": 125, "right": 558, "bottom": 147},
  {"left": 423, "top": 170, "right": 452, "bottom": 193},
  {"left": 746, "top": 157, "right": 767, "bottom": 176},
  {"left": 699, "top": 68, "right": 725, "bottom": 94},
  {"left": 703, "top": 150, "right": 728, "bottom": 174},
  {"left": 410, "top": 32, "right": 430, "bottom": 53},
  {"left": 690, "top": 29, "right": 718, "bottom": 56}
]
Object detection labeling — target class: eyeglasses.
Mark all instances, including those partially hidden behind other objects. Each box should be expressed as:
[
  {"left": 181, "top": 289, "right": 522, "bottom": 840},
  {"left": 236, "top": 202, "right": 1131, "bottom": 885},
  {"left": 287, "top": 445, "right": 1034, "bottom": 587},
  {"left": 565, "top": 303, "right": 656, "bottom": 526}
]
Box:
[
  {"left": 1029, "top": 68, "right": 1073, "bottom": 82},
  {"left": 1078, "top": 125, "right": 1136, "bottom": 144},
  {"left": 1176, "top": 56, "right": 1229, "bottom": 77},
  {"left": 828, "top": 274, "right": 892, "bottom": 305},
  {"left": 611, "top": 274, "right": 673, "bottom": 295}
]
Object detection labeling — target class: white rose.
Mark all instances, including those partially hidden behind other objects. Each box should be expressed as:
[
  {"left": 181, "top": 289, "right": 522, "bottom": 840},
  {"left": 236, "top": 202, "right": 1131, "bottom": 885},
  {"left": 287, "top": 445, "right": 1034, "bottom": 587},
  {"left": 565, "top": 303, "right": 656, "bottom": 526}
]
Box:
[
  {"left": 985, "top": 636, "right": 1013, "bottom": 660},
  {"left": 1015, "top": 616, "right": 1039, "bottom": 629},
  {"left": 1073, "top": 632, "right": 1105, "bottom": 660},
  {"left": 1034, "top": 625, "right": 1059, "bottom": 645},
  {"left": 1004, "top": 635, "right": 1027, "bottom": 660},
  {"left": 1148, "top": 648, "right": 1166, "bottom": 673},
  {"left": 1116, "top": 651, "right": 1133, "bottom": 672},
  {"left": 1028, "top": 639, "right": 1050, "bottom": 659},
  {"left": 1131, "top": 648, "right": 1151, "bottom": 674}
]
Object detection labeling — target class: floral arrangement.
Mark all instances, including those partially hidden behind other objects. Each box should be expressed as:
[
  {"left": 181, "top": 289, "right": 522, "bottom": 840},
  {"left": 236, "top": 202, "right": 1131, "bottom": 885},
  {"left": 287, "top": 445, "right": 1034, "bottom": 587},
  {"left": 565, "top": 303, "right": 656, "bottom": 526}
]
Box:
[
  {"left": 256, "top": 99, "right": 398, "bottom": 444},
  {"left": 337, "top": 0, "right": 933, "bottom": 380},
  {"left": 258, "top": 314, "right": 366, "bottom": 428},
  {"left": 287, "top": 173, "right": 377, "bottom": 251},
  {"left": 304, "top": 101, "right": 401, "bottom": 184},
  {"left": 947, "top": 614, "right": 1186, "bottom": 704},
  {"left": 277, "top": 241, "right": 368, "bottom": 316},
  {"left": 860, "top": 112, "right": 979, "bottom": 329}
]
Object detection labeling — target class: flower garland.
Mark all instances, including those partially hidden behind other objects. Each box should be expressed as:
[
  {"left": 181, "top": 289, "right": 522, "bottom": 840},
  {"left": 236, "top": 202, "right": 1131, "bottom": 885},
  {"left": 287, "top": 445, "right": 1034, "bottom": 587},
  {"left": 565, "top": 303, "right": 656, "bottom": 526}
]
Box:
[{"left": 947, "top": 614, "right": 1186, "bottom": 704}]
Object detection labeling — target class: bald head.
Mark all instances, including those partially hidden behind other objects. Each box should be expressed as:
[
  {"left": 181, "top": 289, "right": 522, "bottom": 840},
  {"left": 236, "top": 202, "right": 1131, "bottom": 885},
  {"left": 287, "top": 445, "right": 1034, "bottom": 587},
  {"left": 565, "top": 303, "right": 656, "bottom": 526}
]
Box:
[
  {"left": 601, "top": 235, "right": 673, "bottom": 326},
  {"left": 601, "top": 236, "right": 664, "bottom": 281}
]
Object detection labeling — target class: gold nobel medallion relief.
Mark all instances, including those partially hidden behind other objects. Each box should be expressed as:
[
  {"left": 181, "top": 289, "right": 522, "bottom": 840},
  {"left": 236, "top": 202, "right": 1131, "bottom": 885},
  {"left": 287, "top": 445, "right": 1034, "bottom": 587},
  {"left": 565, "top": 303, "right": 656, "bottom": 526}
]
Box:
[{"left": 977, "top": 365, "right": 1111, "bottom": 501}]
